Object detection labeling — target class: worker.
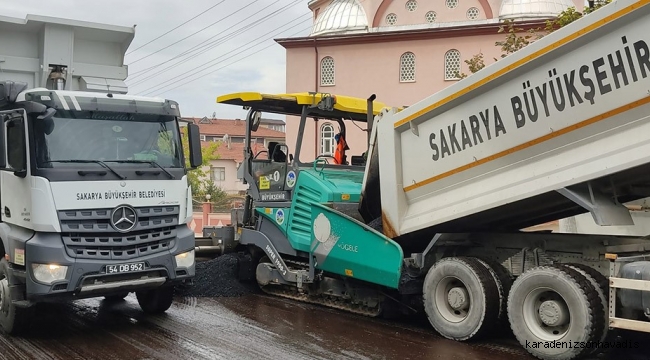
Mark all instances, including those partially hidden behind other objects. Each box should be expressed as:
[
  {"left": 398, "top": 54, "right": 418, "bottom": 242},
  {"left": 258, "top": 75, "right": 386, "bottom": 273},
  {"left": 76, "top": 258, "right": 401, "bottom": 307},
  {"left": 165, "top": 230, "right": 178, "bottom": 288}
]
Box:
[{"left": 333, "top": 132, "right": 349, "bottom": 165}]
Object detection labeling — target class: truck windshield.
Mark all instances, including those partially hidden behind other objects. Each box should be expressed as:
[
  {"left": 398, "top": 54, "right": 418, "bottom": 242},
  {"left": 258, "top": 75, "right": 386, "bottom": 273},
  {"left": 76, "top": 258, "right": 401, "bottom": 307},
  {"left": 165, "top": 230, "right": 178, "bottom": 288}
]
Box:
[{"left": 31, "top": 110, "right": 183, "bottom": 169}]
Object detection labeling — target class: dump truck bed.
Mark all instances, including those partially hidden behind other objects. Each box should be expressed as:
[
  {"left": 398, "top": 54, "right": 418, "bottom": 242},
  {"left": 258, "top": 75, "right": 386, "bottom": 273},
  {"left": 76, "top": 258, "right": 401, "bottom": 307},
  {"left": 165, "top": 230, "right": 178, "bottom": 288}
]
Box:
[{"left": 377, "top": 0, "right": 650, "bottom": 238}]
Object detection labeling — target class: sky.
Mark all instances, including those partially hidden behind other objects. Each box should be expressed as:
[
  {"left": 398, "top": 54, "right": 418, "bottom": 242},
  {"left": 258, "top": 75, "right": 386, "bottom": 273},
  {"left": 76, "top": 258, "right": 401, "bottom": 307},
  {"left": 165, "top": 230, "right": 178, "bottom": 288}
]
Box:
[{"left": 0, "top": 0, "right": 313, "bottom": 120}]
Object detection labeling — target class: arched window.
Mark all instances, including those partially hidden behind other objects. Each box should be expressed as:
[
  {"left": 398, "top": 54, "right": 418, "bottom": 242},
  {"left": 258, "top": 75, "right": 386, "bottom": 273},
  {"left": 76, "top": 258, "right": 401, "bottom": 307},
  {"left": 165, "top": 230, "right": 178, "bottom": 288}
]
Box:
[
  {"left": 400, "top": 52, "right": 416, "bottom": 82},
  {"left": 445, "top": 49, "right": 461, "bottom": 80},
  {"left": 320, "top": 56, "right": 335, "bottom": 86},
  {"left": 320, "top": 123, "right": 335, "bottom": 155}
]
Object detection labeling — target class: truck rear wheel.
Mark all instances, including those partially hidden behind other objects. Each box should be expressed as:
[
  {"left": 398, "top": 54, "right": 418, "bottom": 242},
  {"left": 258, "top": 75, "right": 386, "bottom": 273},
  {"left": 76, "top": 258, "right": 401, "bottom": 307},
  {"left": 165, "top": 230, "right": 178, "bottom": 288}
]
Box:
[
  {"left": 562, "top": 263, "right": 609, "bottom": 352},
  {"left": 422, "top": 257, "right": 500, "bottom": 341},
  {"left": 475, "top": 258, "right": 513, "bottom": 330},
  {"left": 507, "top": 265, "right": 604, "bottom": 360},
  {"left": 136, "top": 286, "right": 174, "bottom": 314},
  {"left": 0, "top": 259, "right": 32, "bottom": 335}
]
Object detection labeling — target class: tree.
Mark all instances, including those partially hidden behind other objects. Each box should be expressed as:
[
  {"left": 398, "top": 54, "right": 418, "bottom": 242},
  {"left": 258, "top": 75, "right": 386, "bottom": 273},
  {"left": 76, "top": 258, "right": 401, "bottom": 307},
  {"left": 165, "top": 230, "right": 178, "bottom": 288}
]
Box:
[{"left": 178, "top": 126, "right": 222, "bottom": 199}]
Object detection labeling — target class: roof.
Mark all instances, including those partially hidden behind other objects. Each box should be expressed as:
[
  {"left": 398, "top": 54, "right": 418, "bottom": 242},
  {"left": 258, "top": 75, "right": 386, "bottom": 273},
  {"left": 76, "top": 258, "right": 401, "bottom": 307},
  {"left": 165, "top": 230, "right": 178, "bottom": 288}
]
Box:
[
  {"left": 499, "top": 0, "right": 575, "bottom": 19},
  {"left": 260, "top": 118, "right": 286, "bottom": 125},
  {"left": 183, "top": 117, "right": 285, "bottom": 138},
  {"left": 0, "top": 14, "right": 134, "bottom": 45},
  {"left": 311, "top": 0, "right": 368, "bottom": 37},
  {"left": 201, "top": 141, "right": 267, "bottom": 163},
  {"left": 216, "top": 91, "right": 393, "bottom": 122},
  {"left": 275, "top": 20, "right": 548, "bottom": 48}
]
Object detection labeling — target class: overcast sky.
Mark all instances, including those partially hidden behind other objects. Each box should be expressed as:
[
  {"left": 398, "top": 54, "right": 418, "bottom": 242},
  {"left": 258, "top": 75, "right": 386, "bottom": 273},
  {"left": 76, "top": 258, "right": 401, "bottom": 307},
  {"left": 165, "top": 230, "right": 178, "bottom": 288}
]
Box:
[{"left": 0, "top": 0, "right": 312, "bottom": 120}]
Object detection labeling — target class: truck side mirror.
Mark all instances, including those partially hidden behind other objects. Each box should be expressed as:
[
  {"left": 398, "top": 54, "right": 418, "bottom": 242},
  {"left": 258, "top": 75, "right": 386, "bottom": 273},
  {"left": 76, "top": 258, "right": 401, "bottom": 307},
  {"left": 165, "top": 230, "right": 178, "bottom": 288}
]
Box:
[
  {"left": 187, "top": 123, "right": 203, "bottom": 169},
  {"left": 5, "top": 116, "right": 27, "bottom": 177},
  {"left": 250, "top": 110, "right": 261, "bottom": 132},
  {"left": 0, "top": 115, "right": 7, "bottom": 169}
]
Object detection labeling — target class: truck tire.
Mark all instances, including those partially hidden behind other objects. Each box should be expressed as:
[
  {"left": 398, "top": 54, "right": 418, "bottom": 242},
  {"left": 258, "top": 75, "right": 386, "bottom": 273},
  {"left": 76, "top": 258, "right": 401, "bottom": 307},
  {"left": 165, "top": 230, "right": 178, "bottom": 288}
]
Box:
[
  {"left": 0, "top": 258, "right": 32, "bottom": 335},
  {"left": 367, "top": 217, "right": 383, "bottom": 233},
  {"left": 422, "top": 256, "right": 500, "bottom": 341},
  {"left": 562, "top": 263, "right": 609, "bottom": 353},
  {"left": 475, "top": 258, "right": 513, "bottom": 330},
  {"left": 104, "top": 292, "right": 129, "bottom": 302},
  {"left": 136, "top": 286, "right": 175, "bottom": 314},
  {"left": 507, "top": 265, "right": 604, "bottom": 360}
]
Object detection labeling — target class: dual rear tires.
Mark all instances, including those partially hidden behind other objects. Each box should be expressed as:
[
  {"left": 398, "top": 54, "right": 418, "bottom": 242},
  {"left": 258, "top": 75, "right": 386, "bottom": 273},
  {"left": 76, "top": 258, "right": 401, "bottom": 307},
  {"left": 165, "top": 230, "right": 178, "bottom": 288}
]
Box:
[{"left": 423, "top": 257, "right": 608, "bottom": 360}]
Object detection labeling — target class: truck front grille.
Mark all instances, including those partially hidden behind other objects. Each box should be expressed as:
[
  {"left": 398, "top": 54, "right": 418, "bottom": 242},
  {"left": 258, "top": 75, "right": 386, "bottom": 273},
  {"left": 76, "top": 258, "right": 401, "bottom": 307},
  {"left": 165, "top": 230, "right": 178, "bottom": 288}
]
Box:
[{"left": 59, "top": 206, "right": 180, "bottom": 260}]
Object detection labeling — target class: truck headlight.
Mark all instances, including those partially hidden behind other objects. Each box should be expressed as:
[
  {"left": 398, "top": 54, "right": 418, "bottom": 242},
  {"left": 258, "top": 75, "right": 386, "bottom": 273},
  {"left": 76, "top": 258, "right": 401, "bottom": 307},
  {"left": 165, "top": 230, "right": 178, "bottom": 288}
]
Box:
[
  {"left": 31, "top": 263, "right": 68, "bottom": 284},
  {"left": 175, "top": 249, "right": 195, "bottom": 268}
]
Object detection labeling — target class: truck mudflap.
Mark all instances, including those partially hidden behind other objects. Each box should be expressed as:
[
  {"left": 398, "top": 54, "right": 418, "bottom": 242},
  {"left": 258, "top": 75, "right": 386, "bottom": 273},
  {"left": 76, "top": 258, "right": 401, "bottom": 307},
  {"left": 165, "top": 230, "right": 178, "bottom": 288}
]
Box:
[{"left": 310, "top": 203, "right": 403, "bottom": 289}]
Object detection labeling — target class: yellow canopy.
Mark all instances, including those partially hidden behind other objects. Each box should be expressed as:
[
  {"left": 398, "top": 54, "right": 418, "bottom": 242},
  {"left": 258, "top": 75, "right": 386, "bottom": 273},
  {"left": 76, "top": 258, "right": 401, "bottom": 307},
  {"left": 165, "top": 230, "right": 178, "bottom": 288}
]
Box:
[{"left": 216, "top": 92, "right": 393, "bottom": 122}]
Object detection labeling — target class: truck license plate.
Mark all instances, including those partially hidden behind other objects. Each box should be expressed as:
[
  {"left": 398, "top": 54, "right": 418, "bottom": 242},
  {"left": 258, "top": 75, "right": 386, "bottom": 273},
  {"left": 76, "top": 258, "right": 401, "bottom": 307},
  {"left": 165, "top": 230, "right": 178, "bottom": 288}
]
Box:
[{"left": 106, "top": 262, "right": 145, "bottom": 274}]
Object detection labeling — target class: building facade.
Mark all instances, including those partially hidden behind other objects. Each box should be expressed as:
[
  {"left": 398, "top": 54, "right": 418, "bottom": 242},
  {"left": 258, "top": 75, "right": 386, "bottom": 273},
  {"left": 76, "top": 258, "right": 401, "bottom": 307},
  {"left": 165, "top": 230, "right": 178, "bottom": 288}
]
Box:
[
  {"left": 183, "top": 116, "right": 285, "bottom": 194},
  {"left": 276, "top": 0, "right": 584, "bottom": 161}
]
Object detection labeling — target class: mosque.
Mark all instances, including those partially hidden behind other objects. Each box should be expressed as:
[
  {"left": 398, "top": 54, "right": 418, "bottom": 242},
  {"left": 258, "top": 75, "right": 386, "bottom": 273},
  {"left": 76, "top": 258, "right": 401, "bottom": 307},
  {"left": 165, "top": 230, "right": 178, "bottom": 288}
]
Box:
[{"left": 275, "top": 0, "right": 585, "bottom": 160}]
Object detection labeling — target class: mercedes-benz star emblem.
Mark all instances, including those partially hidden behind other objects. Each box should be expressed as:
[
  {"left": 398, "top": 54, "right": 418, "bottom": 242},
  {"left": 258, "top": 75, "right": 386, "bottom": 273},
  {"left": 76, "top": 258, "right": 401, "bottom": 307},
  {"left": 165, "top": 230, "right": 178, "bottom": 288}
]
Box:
[{"left": 110, "top": 205, "right": 137, "bottom": 233}]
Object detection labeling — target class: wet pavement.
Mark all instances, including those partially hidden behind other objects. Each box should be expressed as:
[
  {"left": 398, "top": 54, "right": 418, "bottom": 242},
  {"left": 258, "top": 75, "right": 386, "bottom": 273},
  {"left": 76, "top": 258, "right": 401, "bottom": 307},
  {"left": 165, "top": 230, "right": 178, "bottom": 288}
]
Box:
[{"left": 0, "top": 292, "right": 647, "bottom": 360}]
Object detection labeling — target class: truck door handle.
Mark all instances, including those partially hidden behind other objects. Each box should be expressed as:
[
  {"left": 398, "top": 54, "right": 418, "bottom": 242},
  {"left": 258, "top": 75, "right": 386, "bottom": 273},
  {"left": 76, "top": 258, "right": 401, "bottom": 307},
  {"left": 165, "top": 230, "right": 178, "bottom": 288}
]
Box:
[{"left": 4, "top": 207, "right": 10, "bottom": 218}]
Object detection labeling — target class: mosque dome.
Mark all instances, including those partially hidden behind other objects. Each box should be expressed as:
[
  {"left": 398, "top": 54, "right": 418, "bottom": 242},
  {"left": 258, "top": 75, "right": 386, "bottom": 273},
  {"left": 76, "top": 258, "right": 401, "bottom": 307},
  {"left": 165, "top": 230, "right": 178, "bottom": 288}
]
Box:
[
  {"left": 311, "top": 0, "right": 368, "bottom": 37},
  {"left": 499, "top": 0, "right": 576, "bottom": 20}
]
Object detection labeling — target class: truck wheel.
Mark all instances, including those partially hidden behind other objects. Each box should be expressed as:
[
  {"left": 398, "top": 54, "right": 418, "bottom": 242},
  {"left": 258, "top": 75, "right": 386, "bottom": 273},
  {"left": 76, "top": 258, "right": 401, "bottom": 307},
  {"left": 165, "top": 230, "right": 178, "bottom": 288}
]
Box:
[
  {"left": 475, "top": 258, "right": 513, "bottom": 330},
  {"left": 367, "top": 217, "right": 383, "bottom": 233},
  {"left": 104, "top": 292, "right": 129, "bottom": 302},
  {"left": 0, "top": 259, "right": 32, "bottom": 335},
  {"left": 507, "top": 265, "right": 604, "bottom": 360},
  {"left": 136, "top": 287, "right": 175, "bottom": 314},
  {"left": 422, "top": 257, "right": 500, "bottom": 341},
  {"left": 562, "top": 263, "right": 609, "bottom": 353}
]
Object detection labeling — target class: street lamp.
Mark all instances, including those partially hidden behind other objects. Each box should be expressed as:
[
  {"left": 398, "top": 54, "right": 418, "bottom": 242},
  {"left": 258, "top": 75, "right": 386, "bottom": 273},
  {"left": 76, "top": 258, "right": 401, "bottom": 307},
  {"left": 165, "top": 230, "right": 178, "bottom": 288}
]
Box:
[{"left": 205, "top": 194, "right": 212, "bottom": 201}]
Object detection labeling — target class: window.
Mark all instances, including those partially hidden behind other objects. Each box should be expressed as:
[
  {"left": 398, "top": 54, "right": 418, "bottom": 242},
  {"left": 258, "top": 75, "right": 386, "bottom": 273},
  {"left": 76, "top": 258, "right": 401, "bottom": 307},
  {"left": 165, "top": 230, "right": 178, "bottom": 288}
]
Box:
[
  {"left": 200, "top": 134, "right": 206, "bottom": 141},
  {"left": 386, "top": 13, "right": 397, "bottom": 25},
  {"left": 406, "top": 0, "right": 417, "bottom": 11},
  {"left": 320, "top": 56, "right": 335, "bottom": 86},
  {"left": 400, "top": 52, "right": 416, "bottom": 82},
  {"left": 425, "top": 11, "right": 437, "bottom": 23},
  {"left": 211, "top": 167, "right": 226, "bottom": 181},
  {"left": 320, "top": 123, "right": 335, "bottom": 155},
  {"left": 446, "top": 0, "right": 458, "bottom": 8},
  {"left": 445, "top": 49, "right": 461, "bottom": 80},
  {"left": 467, "top": 7, "right": 480, "bottom": 19}
]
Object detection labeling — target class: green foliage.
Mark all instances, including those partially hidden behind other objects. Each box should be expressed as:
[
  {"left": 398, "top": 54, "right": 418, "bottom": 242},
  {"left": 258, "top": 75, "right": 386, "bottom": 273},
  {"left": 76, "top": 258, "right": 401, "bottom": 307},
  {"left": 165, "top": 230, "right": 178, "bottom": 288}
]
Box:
[
  {"left": 495, "top": 19, "right": 537, "bottom": 58},
  {"left": 201, "top": 179, "right": 229, "bottom": 205},
  {"left": 179, "top": 127, "right": 221, "bottom": 197},
  {"left": 455, "top": 52, "right": 487, "bottom": 79},
  {"left": 544, "top": 7, "right": 583, "bottom": 32}
]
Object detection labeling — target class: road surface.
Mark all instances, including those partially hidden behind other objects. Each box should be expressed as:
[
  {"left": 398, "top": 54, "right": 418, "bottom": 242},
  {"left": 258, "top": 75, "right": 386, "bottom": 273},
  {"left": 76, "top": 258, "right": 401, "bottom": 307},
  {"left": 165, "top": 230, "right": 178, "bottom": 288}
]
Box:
[
  {"left": 0, "top": 292, "right": 647, "bottom": 360},
  {"left": 0, "top": 292, "right": 532, "bottom": 360}
]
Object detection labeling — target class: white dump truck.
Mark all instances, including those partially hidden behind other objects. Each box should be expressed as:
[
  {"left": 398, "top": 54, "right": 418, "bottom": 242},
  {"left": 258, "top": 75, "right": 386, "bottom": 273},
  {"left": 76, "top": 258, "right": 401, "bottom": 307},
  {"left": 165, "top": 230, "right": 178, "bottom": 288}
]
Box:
[{"left": 0, "top": 14, "right": 202, "bottom": 334}]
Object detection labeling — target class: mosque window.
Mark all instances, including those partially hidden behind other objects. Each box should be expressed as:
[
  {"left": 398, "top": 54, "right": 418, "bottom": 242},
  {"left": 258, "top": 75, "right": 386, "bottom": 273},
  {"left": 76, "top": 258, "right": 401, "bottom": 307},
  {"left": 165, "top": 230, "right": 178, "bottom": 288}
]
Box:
[
  {"left": 400, "top": 52, "right": 416, "bottom": 82},
  {"left": 445, "top": 49, "right": 461, "bottom": 80},
  {"left": 446, "top": 0, "right": 458, "bottom": 9},
  {"left": 321, "top": 56, "right": 335, "bottom": 86},
  {"left": 386, "top": 13, "right": 397, "bottom": 25},
  {"left": 467, "top": 7, "right": 480, "bottom": 19},
  {"left": 320, "top": 123, "right": 335, "bottom": 155},
  {"left": 425, "top": 11, "right": 437, "bottom": 23},
  {"left": 406, "top": 0, "right": 418, "bottom": 12}
]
